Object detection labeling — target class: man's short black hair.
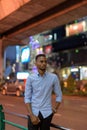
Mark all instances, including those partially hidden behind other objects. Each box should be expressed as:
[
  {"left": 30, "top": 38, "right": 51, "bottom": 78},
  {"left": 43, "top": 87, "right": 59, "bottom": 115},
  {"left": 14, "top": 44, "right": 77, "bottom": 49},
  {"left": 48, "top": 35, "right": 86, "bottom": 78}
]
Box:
[{"left": 35, "top": 54, "right": 46, "bottom": 61}]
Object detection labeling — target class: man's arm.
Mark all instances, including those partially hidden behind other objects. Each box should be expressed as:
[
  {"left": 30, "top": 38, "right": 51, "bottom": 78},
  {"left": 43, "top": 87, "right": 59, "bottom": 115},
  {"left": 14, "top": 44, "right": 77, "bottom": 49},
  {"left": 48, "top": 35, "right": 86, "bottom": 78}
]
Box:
[
  {"left": 24, "top": 77, "right": 40, "bottom": 125},
  {"left": 52, "top": 101, "right": 61, "bottom": 113},
  {"left": 26, "top": 103, "right": 40, "bottom": 125},
  {"left": 26, "top": 103, "right": 33, "bottom": 116},
  {"left": 53, "top": 75, "right": 62, "bottom": 113}
]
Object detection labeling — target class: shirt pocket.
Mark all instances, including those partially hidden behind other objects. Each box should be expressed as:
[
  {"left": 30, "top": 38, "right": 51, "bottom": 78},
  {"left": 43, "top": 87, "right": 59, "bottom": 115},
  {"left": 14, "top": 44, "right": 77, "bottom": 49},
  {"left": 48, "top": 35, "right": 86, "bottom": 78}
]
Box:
[{"left": 34, "top": 85, "right": 41, "bottom": 92}]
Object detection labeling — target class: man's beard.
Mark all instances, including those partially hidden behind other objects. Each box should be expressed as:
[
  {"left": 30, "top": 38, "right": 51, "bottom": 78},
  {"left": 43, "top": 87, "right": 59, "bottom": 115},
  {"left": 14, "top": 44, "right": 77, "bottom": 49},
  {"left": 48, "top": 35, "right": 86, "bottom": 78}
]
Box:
[{"left": 39, "top": 68, "right": 46, "bottom": 71}]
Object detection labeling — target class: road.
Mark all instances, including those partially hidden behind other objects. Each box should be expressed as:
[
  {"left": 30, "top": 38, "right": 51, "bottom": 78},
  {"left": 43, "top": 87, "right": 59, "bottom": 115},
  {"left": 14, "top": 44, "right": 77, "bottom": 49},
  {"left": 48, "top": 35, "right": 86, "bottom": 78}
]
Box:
[{"left": 0, "top": 94, "right": 87, "bottom": 130}]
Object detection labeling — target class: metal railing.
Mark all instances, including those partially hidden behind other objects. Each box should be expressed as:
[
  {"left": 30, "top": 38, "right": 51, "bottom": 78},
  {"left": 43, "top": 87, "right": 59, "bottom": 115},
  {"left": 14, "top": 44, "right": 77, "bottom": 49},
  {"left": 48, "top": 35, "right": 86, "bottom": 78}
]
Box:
[{"left": 0, "top": 104, "right": 70, "bottom": 130}]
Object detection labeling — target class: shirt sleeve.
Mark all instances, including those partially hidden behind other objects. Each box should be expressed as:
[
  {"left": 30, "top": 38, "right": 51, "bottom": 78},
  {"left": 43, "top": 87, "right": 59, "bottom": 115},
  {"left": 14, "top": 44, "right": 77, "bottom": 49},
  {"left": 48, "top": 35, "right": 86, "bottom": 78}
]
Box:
[
  {"left": 53, "top": 75, "right": 62, "bottom": 102},
  {"left": 24, "top": 76, "right": 32, "bottom": 103}
]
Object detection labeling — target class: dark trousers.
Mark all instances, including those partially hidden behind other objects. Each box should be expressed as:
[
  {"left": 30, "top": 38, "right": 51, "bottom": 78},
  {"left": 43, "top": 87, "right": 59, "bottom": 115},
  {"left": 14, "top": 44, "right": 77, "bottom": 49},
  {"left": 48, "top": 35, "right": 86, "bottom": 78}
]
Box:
[{"left": 28, "top": 112, "right": 53, "bottom": 130}]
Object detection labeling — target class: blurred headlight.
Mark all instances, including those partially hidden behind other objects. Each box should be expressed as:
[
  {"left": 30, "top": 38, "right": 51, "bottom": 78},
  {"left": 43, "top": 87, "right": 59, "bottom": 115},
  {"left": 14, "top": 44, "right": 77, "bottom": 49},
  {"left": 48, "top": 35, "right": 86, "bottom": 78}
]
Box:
[
  {"left": 7, "top": 76, "right": 10, "bottom": 79},
  {"left": 19, "top": 85, "right": 22, "bottom": 90}
]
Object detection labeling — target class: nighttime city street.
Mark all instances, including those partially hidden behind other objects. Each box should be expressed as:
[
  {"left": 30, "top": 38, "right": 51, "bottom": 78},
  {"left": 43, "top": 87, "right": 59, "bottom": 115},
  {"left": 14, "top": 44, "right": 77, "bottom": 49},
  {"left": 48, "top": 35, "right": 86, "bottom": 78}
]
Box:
[{"left": 0, "top": 1, "right": 87, "bottom": 130}]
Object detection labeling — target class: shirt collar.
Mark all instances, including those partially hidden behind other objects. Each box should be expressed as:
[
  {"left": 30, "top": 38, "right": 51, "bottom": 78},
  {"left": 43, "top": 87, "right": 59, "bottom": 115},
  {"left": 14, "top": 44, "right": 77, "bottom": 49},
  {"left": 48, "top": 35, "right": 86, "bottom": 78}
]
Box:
[{"left": 36, "top": 71, "right": 47, "bottom": 77}]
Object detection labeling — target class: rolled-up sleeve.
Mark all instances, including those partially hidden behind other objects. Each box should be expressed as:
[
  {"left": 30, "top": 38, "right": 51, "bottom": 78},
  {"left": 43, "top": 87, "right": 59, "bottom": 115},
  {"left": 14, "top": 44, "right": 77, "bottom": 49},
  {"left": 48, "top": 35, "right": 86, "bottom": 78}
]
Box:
[
  {"left": 53, "top": 75, "right": 62, "bottom": 102},
  {"left": 24, "top": 76, "right": 32, "bottom": 104}
]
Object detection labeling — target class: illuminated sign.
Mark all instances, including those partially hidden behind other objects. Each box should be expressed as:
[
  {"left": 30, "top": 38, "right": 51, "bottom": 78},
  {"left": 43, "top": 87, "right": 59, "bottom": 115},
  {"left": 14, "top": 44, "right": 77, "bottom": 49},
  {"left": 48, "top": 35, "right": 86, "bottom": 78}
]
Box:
[
  {"left": 44, "top": 45, "right": 52, "bottom": 54},
  {"left": 21, "top": 47, "right": 30, "bottom": 63},
  {"left": 36, "top": 47, "right": 43, "bottom": 55},
  {"left": 80, "top": 67, "right": 87, "bottom": 80},
  {"left": 66, "top": 21, "right": 86, "bottom": 36},
  {"left": 17, "top": 72, "right": 29, "bottom": 80}
]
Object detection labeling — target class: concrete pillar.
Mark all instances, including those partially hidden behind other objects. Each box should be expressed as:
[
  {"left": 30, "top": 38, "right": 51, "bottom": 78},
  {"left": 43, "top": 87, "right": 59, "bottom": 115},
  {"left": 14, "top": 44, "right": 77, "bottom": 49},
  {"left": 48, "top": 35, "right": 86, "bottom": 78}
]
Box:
[{"left": 0, "top": 39, "right": 4, "bottom": 76}]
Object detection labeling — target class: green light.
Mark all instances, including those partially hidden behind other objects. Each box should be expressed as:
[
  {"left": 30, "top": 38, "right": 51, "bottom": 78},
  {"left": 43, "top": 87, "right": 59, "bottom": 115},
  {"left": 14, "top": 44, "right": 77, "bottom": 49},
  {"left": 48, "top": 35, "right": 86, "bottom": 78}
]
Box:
[
  {"left": 75, "top": 20, "right": 78, "bottom": 23},
  {"left": 75, "top": 49, "right": 79, "bottom": 53}
]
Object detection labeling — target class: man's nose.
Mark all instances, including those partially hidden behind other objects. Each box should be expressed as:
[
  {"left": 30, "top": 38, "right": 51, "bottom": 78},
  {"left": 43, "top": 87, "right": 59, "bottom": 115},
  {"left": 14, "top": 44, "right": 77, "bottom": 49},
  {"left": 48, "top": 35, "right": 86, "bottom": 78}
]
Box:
[{"left": 43, "top": 62, "right": 46, "bottom": 65}]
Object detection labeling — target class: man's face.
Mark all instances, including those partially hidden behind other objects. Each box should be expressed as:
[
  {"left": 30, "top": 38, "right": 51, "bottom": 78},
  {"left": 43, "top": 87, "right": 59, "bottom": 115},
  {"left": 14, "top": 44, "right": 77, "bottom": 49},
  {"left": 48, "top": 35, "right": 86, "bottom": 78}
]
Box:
[{"left": 35, "top": 56, "right": 47, "bottom": 71}]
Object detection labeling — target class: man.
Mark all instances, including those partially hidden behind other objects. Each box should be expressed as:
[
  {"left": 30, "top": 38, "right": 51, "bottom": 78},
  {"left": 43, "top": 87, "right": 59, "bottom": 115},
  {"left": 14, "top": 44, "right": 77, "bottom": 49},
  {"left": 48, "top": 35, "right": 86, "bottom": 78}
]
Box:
[
  {"left": 24, "top": 54, "right": 62, "bottom": 130},
  {"left": 4, "top": 62, "right": 12, "bottom": 79}
]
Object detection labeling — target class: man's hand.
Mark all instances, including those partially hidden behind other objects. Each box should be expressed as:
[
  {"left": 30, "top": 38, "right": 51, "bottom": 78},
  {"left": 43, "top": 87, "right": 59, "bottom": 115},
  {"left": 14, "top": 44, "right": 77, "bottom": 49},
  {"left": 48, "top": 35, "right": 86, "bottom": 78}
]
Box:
[
  {"left": 52, "top": 102, "right": 61, "bottom": 114},
  {"left": 30, "top": 114, "right": 40, "bottom": 125},
  {"left": 52, "top": 107, "right": 57, "bottom": 114}
]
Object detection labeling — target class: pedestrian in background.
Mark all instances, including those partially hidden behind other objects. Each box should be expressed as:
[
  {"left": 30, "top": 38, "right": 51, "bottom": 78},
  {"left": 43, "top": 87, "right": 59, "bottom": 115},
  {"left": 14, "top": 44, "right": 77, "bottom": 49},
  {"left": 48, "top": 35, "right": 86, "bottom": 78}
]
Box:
[{"left": 24, "top": 54, "right": 62, "bottom": 130}]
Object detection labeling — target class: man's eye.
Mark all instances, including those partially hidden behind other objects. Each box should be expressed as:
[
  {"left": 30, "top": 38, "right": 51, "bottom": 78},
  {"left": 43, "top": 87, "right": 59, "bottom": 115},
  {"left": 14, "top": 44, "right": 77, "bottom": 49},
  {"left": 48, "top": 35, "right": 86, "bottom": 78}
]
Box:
[
  {"left": 41, "top": 61, "right": 47, "bottom": 63},
  {"left": 41, "top": 61, "right": 44, "bottom": 63}
]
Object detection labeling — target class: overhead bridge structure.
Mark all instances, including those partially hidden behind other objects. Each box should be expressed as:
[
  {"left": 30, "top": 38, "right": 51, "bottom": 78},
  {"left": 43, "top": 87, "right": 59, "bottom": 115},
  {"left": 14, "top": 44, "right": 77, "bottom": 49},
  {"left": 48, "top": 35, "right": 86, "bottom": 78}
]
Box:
[{"left": 0, "top": 0, "right": 87, "bottom": 74}]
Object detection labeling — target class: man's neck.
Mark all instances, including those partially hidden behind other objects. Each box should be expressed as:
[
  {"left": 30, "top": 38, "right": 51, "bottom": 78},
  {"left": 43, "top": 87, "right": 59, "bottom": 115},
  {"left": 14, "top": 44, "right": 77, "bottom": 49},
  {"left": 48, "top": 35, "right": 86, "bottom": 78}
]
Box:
[{"left": 38, "top": 70, "right": 46, "bottom": 76}]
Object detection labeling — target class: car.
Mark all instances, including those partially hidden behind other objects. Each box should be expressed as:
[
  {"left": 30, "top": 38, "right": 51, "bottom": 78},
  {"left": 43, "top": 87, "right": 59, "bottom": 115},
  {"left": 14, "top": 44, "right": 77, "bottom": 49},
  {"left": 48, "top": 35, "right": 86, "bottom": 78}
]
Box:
[{"left": 2, "top": 79, "right": 25, "bottom": 97}]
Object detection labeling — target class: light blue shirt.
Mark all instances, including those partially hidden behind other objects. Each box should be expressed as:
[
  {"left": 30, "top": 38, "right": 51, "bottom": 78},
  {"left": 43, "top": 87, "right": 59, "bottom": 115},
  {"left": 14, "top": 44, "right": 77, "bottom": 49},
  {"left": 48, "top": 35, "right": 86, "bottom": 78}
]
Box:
[{"left": 24, "top": 71, "right": 62, "bottom": 118}]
